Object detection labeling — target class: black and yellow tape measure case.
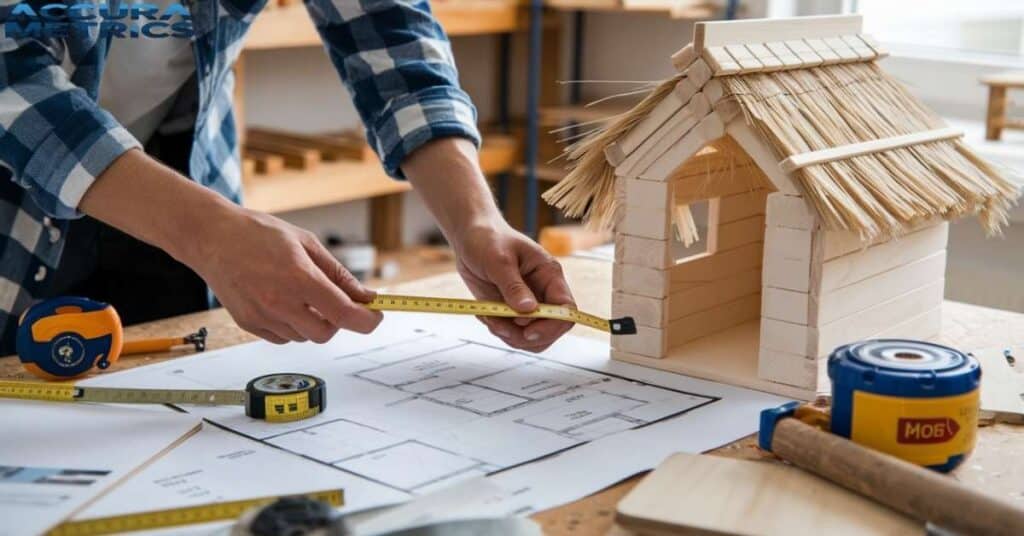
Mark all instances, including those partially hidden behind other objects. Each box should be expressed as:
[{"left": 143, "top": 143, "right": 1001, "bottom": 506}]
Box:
[{"left": 244, "top": 373, "right": 326, "bottom": 422}]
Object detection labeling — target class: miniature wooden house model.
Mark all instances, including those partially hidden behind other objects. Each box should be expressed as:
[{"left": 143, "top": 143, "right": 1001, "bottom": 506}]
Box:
[{"left": 545, "top": 15, "right": 1018, "bottom": 399}]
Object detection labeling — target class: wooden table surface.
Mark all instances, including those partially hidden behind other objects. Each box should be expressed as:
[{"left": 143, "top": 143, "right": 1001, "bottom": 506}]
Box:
[{"left": 4, "top": 256, "right": 1023, "bottom": 535}]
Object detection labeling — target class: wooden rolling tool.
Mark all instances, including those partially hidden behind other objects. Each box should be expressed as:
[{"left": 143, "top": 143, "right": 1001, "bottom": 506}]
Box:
[{"left": 760, "top": 402, "right": 1024, "bottom": 536}]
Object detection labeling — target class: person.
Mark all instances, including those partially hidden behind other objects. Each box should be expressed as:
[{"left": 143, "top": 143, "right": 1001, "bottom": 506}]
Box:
[{"left": 0, "top": 0, "right": 574, "bottom": 355}]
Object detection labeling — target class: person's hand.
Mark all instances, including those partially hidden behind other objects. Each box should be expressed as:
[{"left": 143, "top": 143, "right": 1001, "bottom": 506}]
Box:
[
  {"left": 182, "top": 206, "right": 383, "bottom": 344},
  {"left": 451, "top": 218, "right": 575, "bottom": 353}
]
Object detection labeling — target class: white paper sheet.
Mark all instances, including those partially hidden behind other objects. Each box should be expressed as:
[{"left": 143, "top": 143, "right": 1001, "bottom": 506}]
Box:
[
  {"left": 0, "top": 401, "right": 200, "bottom": 536},
  {"left": 84, "top": 313, "right": 789, "bottom": 516}
]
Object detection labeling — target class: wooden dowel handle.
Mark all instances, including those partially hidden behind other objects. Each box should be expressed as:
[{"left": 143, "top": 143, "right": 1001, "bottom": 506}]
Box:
[{"left": 772, "top": 418, "right": 1024, "bottom": 536}]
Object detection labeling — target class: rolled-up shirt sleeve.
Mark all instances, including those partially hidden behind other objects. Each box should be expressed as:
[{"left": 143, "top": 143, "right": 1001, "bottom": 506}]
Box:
[
  {"left": 0, "top": 27, "right": 140, "bottom": 219},
  {"left": 304, "top": 0, "right": 481, "bottom": 178}
]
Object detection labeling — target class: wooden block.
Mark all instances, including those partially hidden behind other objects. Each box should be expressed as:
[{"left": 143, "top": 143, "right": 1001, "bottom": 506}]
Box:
[
  {"left": 703, "top": 46, "right": 742, "bottom": 76},
  {"left": 765, "top": 257, "right": 810, "bottom": 293},
  {"left": 857, "top": 33, "right": 889, "bottom": 59},
  {"left": 624, "top": 176, "right": 671, "bottom": 210},
  {"left": 674, "top": 76, "right": 701, "bottom": 105},
  {"left": 694, "top": 15, "right": 865, "bottom": 53},
  {"left": 820, "top": 223, "right": 948, "bottom": 292},
  {"left": 718, "top": 189, "right": 768, "bottom": 224},
  {"left": 670, "top": 43, "right": 697, "bottom": 72},
  {"left": 763, "top": 286, "right": 810, "bottom": 325},
  {"left": 765, "top": 226, "right": 813, "bottom": 262},
  {"left": 615, "top": 233, "right": 671, "bottom": 269},
  {"left": 744, "top": 43, "right": 784, "bottom": 71},
  {"left": 616, "top": 94, "right": 710, "bottom": 177},
  {"left": 758, "top": 346, "right": 817, "bottom": 389},
  {"left": 815, "top": 280, "right": 945, "bottom": 357},
  {"left": 671, "top": 241, "right": 762, "bottom": 288},
  {"left": 620, "top": 207, "right": 672, "bottom": 241},
  {"left": 612, "top": 324, "right": 667, "bottom": 358},
  {"left": 973, "top": 348, "right": 1024, "bottom": 424},
  {"left": 245, "top": 149, "right": 285, "bottom": 175},
  {"left": 760, "top": 317, "right": 812, "bottom": 356},
  {"left": 724, "top": 121, "right": 802, "bottom": 195},
  {"left": 823, "top": 36, "right": 860, "bottom": 62},
  {"left": 248, "top": 128, "right": 371, "bottom": 161},
  {"left": 782, "top": 39, "right": 824, "bottom": 67},
  {"left": 613, "top": 291, "right": 668, "bottom": 328},
  {"left": 615, "top": 262, "right": 670, "bottom": 298},
  {"left": 724, "top": 43, "right": 765, "bottom": 73},
  {"left": 804, "top": 38, "right": 842, "bottom": 65},
  {"left": 669, "top": 267, "right": 761, "bottom": 321},
  {"left": 605, "top": 86, "right": 687, "bottom": 166},
  {"left": 642, "top": 113, "right": 725, "bottom": 181},
  {"left": 244, "top": 139, "right": 321, "bottom": 169},
  {"left": 871, "top": 305, "right": 941, "bottom": 343},
  {"left": 702, "top": 79, "right": 725, "bottom": 106},
  {"left": 841, "top": 34, "right": 877, "bottom": 61},
  {"left": 821, "top": 218, "right": 944, "bottom": 261},
  {"left": 765, "top": 41, "right": 803, "bottom": 69},
  {"left": 683, "top": 58, "right": 713, "bottom": 89},
  {"left": 668, "top": 292, "right": 761, "bottom": 347},
  {"left": 815, "top": 251, "right": 946, "bottom": 326},
  {"left": 766, "top": 192, "right": 816, "bottom": 230},
  {"left": 714, "top": 214, "right": 764, "bottom": 252}
]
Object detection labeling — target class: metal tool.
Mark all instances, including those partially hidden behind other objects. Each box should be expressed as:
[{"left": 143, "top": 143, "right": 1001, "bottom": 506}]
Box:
[
  {"left": 366, "top": 294, "right": 636, "bottom": 335},
  {"left": 16, "top": 296, "right": 206, "bottom": 380},
  {"left": 0, "top": 372, "right": 326, "bottom": 423}
]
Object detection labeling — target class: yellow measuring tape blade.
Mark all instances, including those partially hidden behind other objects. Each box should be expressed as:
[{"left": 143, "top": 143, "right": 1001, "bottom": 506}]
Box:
[
  {"left": 0, "top": 380, "right": 78, "bottom": 401},
  {"left": 49, "top": 489, "right": 343, "bottom": 536},
  {"left": 367, "top": 294, "right": 637, "bottom": 335}
]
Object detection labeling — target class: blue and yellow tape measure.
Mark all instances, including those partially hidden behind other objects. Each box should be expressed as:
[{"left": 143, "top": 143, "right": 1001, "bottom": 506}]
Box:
[{"left": 761, "top": 339, "right": 980, "bottom": 473}]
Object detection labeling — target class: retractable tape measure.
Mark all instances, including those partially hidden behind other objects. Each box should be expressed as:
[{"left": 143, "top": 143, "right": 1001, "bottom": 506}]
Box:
[
  {"left": 828, "top": 339, "right": 980, "bottom": 472},
  {"left": 367, "top": 294, "right": 637, "bottom": 335},
  {"left": 49, "top": 489, "right": 343, "bottom": 536},
  {"left": 0, "top": 373, "right": 326, "bottom": 423}
]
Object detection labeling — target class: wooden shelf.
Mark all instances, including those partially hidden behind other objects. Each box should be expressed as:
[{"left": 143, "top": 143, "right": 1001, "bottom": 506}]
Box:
[
  {"left": 243, "top": 134, "right": 521, "bottom": 214},
  {"left": 545, "top": 0, "right": 719, "bottom": 18},
  {"left": 246, "top": 1, "right": 525, "bottom": 50}
]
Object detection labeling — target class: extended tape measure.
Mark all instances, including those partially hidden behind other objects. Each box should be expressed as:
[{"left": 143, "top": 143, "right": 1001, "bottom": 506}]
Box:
[
  {"left": 0, "top": 373, "right": 326, "bottom": 423},
  {"left": 49, "top": 489, "right": 343, "bottom": 536},
  {"left": 367, "top": 294, "right": 637, "bottom": 335},
  {"left": 828, "top": 339, "right": 980, "bottom": 472}
]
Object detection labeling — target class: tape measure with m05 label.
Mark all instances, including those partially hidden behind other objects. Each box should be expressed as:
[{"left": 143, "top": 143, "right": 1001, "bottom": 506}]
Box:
[
  {"left": 366, "top": 294, "right": 637, "bottom": 335},
  {"left": 49, "top": 489, "right": 343, "bottom": 536},
  {"left": 0, "top": 373, "right": 326, "bottom": 423}
]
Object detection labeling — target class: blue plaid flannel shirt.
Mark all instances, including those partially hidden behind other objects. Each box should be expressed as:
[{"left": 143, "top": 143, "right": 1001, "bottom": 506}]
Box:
[{"left": 0, "top": 0, "right": 480, "bottom": 353}]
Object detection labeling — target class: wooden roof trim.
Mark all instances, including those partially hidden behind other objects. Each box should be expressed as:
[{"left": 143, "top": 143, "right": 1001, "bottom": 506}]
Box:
[
  {"left": 703, "top": 34, "right": 884, "bottom": 77},
  {"left": 778, "top": 127, "right": 964, "bottom": 173}
]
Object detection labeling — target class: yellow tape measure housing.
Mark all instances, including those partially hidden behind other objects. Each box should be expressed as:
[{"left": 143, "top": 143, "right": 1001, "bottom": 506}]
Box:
[{"left": 367, "top": 294, "right": 636, "bottom": 335}]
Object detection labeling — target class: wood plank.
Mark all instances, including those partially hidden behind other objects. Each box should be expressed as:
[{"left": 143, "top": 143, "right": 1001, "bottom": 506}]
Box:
[
  {"left": 819, "top": 223, "right": 948, "bottom": 292},
  {"left": 765, "top": 226, "right": 813, "bottom": 263},
  {"left": 623, "top": 177, "right": 671, "bottom": 210},
  {"left": 612, "top": 324, "right": 667, "bottom": 358},
  {"left": 766, "top": 192, "right": 816, "bottom": 230},
  {"left": 760, "top": 317, "right": 811, "bottom": 356},
  {"left": 779, "top": 128, "right": 963, "bottom": 173},
  {"left": 725, "top": 120, "right": 801, "bottom": 195},
  {"left": 244, "top": 149, "right": 285, "bottom": 175},
  {"left": 670, "top": 241, "right": 763, "bottom": 288},
  {"left": 614, "top": 263, "right": 670, "bottom": 299},
  {"left": 615, "top": 234, "right": 671, "bottom": 270},
  {"left": 248, "top": 128, "right": 371, "bottom": 161},
  {"left": 822, "top": 218, "right": 944, "bottom": 261},
  {"left": 670, "top": 43, "right": 697, "bottom": 72},
  {"left": 758, "top": 346, "right": 817, "bottom": 389},
  {"left": 244, "top": 138, "right": 321, "bottom": 169},
  {"left": 613, "top": 291, "right": 667, "bottom": 329},
  {"left": 693, "top": 15, "right": 864, "bottom": 54},
  {"left": 762, "top": 286, "right": 810, "bottom": 325},
  {"left": 717, "top": 188, "right": 768, "bottom": 224},
  {"left": 619, "top": 200, "right": 672, "bottom": 240},
  {"left": 974, "top": 348, "right": 1024, "bottom": 424},
  {"left": 667, "top": 292, "right": 761, "bottom": 347},
  {"left": 605, "top": 84, "right": 689, "bottom": 166},
  {"left": 616, "top": 453, "right": 920, "bottom": 536},
  {"left": 615, "top": 93, "right": 710, "bottom": 177},
  {"left": 669, "top": 267, "right": 761, "bottom": 321},
  {"left": 815, "top": 280, "right": 945, "bottom": 357},
  {"left": 714, "top": 214, "right": 764, "bottom": 252},
  {"left": 641, "top": 112, "right": 725, "bottom": 180},
  {"left": 242, "top": 160, "right": 411, "bottom": 214},
  {"left": 815, "top": 251, "right": 947, "bottom": 326},
  {"left": 673, "top": 165, "right": 768, "bottom": 206}
]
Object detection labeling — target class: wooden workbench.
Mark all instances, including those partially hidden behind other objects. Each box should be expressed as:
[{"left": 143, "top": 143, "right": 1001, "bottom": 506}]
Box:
[{"left": 3, "top": 256, "right": 1023, "bottom": 535}]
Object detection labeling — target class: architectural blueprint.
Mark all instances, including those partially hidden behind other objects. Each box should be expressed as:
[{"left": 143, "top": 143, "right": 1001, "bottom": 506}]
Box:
[{"left": 85, "top": 313, "right": 789, "bottom": 512}]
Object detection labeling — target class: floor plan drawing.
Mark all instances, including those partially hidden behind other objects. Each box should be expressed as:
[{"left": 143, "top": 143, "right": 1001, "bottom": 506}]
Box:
[{"left": 85, "top": 322, "right": 719, "bottom": 494}]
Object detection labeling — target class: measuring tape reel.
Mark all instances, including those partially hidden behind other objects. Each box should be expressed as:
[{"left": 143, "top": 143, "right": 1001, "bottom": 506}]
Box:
[
  {"left": 16, "top": 296, "right": 124, "bottom": 380},
  {"left": 828, "top": 339, "right": 980, "bottom": 472},
  {"left": 0, "top": 372, "right": 326, "bottom": 423}
]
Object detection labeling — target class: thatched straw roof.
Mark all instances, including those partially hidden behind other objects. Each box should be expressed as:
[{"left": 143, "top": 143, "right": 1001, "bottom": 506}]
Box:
[{"left": 543, "top": 17, "right": 1020, "bottom": 242}]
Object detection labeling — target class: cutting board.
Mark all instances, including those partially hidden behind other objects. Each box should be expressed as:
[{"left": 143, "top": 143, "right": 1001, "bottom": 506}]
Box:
[{"left": 616, "top": 453, "right": 921, "bottom": 535}]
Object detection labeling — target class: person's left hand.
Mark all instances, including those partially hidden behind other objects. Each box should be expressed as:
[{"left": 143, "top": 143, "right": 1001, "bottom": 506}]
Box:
[{"left": 451, "top": 218, "right": 575, "bottom": 353}]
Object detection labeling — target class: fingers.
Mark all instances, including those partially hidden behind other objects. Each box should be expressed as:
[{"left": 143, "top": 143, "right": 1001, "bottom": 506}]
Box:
[
  {"left": 303, "top": 234, "right": 376, "bottom": 304},
  {"left": 488, "top": 252, "right": 538, "bottom": 314}
]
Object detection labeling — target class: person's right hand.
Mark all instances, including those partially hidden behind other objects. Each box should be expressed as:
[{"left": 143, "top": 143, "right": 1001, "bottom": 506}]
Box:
[{"left": 182, "top": 206, "right": 383, "bottom": 344}]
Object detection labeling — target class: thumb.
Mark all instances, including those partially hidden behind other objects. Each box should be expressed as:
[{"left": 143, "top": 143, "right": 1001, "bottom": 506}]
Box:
[
  {"left": 490, "top": 253, "right": 538, "bottom": 313},
  {"left": 304, "top": 238, "right": 376, "bottom": 304}
]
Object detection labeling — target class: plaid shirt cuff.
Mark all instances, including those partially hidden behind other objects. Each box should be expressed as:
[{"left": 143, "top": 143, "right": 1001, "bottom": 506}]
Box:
[
  {"left": 22, "top": 107, "right": 141, "bottom": 219},
  {"left": 371, "top": 86, "right": 481, "bottom": 179}
]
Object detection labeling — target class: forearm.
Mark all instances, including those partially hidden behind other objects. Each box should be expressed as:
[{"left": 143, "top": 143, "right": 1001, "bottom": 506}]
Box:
[
  {"left": 401, "top": 137, "right": 504, "bottom": 242},
  {"left": 78, "top": 149, "right": 236, "bottom": 266}
]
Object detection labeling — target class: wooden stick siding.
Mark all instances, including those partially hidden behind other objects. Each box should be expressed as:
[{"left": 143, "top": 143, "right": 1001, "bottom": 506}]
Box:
[{"left": 778, "top": 127, "right": 964, "bottom": 173}]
